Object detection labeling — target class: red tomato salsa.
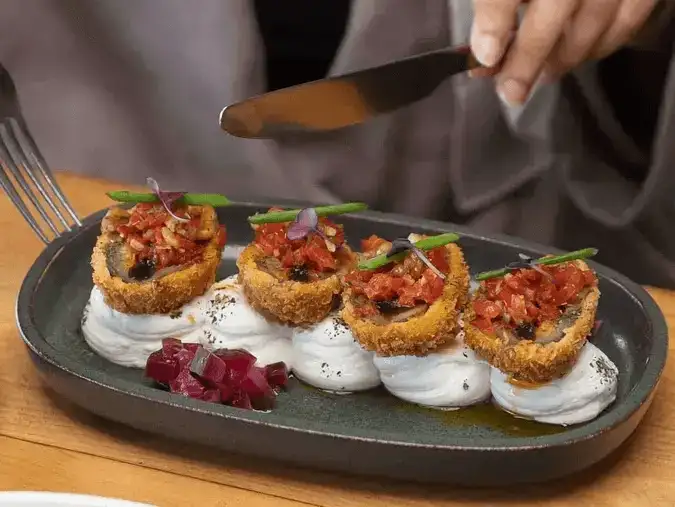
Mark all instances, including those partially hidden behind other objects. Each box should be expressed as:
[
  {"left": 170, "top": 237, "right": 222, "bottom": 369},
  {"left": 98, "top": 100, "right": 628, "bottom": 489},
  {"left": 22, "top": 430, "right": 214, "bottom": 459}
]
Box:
[
  {"left": 253, "top": 208, "right": 348, "bottom": 281},
  {"left": 344, "top": 234, "right": 450, "bottom": 318},
  {"left": 112, "top": 203, "right": 226, "bottom": 270},
  {"left": 471, "top": 263, "right": 597, "bottom": 334}
]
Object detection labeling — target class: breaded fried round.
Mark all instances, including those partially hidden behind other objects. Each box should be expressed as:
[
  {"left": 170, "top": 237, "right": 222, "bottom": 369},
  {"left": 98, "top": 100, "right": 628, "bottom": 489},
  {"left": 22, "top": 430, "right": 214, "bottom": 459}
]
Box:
[
  {"left": 463, "top": 284, "right": 600, "bottom": 384},
  {"left": 91, "top": 232, "right": 221, "bottom": 315},
  {"left": 236, "top": 244, "right": 355, "bottom": 326},
  {"left": 341, "top": 243, "right": 470, "bottom": 356}
]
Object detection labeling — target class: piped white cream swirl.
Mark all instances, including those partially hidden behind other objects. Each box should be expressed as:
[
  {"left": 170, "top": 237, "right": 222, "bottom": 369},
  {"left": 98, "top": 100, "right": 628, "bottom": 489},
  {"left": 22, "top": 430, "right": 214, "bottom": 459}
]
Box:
[
  {"left": 374, "top": 338, "right": 491, "bottom": 408},
  {"left": 82, "top": 287, "right": 205, "bottom": 368},
  {"left": 490, "top": 342, "right": 619, "bottom": 425},
  {"left": 82, "top": 275, "right": 291, "bottom": 368},
  {"left": 199, "top": 276, "right": 293, "bottom": 367},
  {"left": 292, "top": 314, "right": 381, "bottom": 392}
]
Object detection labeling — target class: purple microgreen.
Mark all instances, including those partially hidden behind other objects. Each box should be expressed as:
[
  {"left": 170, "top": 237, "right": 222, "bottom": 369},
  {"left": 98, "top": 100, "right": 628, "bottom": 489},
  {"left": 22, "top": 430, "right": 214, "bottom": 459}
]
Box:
[
  {"left": 146, "top": 177, "right": 189, "bottom": 223},
  {"left": 386, "top": 238, "right": 446, "bottom": 280},
  {"left": 287, "top": 207, "right": 325, "bottom": 241}
]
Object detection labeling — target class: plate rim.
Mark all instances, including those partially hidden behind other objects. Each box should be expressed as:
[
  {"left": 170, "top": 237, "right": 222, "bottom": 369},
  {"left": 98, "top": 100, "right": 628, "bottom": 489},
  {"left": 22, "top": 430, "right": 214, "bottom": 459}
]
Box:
[
  {"left": 0, "top": 491, "right": 153, "bottom": 506},
  {"left": 16, "top": 201, "right": 669, "bottom": 452}
]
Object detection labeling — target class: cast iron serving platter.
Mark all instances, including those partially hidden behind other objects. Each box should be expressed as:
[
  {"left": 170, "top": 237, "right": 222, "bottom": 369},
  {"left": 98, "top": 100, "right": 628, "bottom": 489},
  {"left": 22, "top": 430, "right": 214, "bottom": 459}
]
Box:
[{"left": 16, "top": 203, "right": 668, "bottom": 486}]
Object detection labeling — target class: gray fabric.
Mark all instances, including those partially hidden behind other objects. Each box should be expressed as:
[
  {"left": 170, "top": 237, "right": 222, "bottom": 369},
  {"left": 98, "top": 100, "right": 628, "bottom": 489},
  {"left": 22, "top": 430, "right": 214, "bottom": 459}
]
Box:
[{"left": 0, "top": 0, "right": 673, "bottom": 286}]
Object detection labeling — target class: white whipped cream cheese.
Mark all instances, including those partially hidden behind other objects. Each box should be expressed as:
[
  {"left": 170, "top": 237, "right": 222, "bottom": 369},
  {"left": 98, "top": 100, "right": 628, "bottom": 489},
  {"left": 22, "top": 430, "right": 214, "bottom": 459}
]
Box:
[
  {"left": 292, "top": 314, "right": 381, "bottom": 393},
  {"left": 200, "top": 276, "right": 293, "bottom": 367},
  {"left": 82, "top": 287, "right": 205, "bottom": 368},
  {"left": 490, "top": 342, "right": 619, "bottom": 425},
  {"left": 374, "top": 338, "right": 491, "bottom": 408},
  {"left": 82, "top": 275, "right": 292, "bottom": 368}
]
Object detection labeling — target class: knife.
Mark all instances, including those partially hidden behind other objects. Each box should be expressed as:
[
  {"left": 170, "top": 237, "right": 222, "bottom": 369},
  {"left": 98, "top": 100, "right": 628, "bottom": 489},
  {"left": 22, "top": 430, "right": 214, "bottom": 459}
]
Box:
[{"left": 219, "top": 44, "right": 493, "bottom": 139}]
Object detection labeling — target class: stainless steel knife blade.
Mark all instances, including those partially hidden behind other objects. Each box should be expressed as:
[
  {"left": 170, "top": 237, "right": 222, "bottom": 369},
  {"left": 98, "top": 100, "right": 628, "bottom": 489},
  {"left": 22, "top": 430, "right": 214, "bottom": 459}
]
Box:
[{"left": 219, "top": 44, "right": 487, "bottom": 139}]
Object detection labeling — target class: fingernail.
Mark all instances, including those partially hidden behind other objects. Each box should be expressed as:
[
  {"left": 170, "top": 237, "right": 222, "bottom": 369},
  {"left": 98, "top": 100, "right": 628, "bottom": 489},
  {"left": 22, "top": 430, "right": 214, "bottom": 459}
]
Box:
[
  {"left": 473, "top": 33, "right": 502, "bottom": 67},
  {"left": 497, "top": 79, "right": 528, "bottom": 106}
]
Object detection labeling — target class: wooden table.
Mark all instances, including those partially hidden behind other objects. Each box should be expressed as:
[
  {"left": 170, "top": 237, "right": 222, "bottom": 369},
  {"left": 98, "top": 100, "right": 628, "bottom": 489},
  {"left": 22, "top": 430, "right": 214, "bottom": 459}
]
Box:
[{"left": 1, "top": 172, "right": 673, "bottom": 507}]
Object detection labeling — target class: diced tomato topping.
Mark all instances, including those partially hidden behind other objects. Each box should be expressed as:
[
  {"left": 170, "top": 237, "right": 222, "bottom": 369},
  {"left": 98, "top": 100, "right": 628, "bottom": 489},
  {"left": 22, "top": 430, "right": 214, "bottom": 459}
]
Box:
[
  {"left": 505, "top": 293, "right": 528, "bottom": 322},
  {"left": 345, "top": 238, "right": 451, "bottom": 310},
  {"left": 538, "top": 303, "right": 561, "bottom": 321},
  {"left": 473, "top": 318, "right": 495, "bottom": 333},
  {"left": 253, "top": 208, "right": 345, "bottom": 277},
  {"left": 361, "top": 235, "right": 388, "bottom": 255},
  {"left": 525, "top": 301, "right": 539, "bottom": 318},
  {"left": 424, "top": 268, "right": 445, "bottom": 300},
  {"left": 363, "top": 273, "right": 405, "bottom": 301},
  {"left": 344, "top": 269, "right": 374, "bottom": 285},
  {"left": 113, "top": 203, "right": 221, "bottom": 270},
  {"left": 473, "top": 299, "right": 502, "bottom": 319},
  {"left": 300, "top": 236, "right": 337, "bottom": 271},
  {"left": 582, "top": 269, "right": 596, "bottom": 285},
  {"left": 427, "top": 247, "right": 449, "bottom": 273},
  {"left": 255, "top": 222, "right": 288, "bottom": 258},
  {"left": 470, "top": 262, "right": 597, "bottom": 332},
  {"left": 217, "top": 225, "right": 227, "bottom": 249},
  {"left": 352, "top": 302, "right": 380, "bottom": 318}
]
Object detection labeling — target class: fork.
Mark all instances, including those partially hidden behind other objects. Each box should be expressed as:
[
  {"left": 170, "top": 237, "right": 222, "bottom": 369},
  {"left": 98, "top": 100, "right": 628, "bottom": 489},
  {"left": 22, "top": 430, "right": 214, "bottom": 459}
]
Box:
[{"left": 0, "top": 62, "right": 81, "bottom": 244}]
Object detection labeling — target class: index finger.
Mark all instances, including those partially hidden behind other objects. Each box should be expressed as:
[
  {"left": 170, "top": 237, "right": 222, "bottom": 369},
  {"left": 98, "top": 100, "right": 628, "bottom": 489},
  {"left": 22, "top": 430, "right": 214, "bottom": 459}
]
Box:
[
  {"left": 497, "top": 0, "right": 578, "bottom": 104},
  {"left": 471, "top": 0, "right": 521, "bottom": 67}
]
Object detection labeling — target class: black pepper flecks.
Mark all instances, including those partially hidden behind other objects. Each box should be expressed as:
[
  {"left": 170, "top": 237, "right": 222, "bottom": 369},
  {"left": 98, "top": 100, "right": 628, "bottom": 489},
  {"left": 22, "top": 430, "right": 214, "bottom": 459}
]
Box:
[
  {"left": 320, "top": 361, "right": 334, "bottom": 378},
  {"left": 202, "top": 329, "right": 216, "bottom": 345},
  {"left": 81, "top": 304, "right": 90, "bottom": 326},
  {"left": 169, "top": 310, "right": 183, "bottom": 320},
  {"left": 325, "top": 317, "right": 348, "bottom": 340},
  {"left": 204, "top": 293, "right": 236, "bottom": 326},
  {"left": 462, "top": 380, "right": 469, "bottom": 391},
  {"left": 462, "top": 351, "right": 468, "bottom": 358},
  {"left": 592, "top": 356, "right": 617, "bottom": 385}
]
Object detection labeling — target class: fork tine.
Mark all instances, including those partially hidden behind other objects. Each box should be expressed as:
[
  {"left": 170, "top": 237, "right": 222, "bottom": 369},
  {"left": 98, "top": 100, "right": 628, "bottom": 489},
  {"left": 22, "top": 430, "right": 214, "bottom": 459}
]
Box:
[
  {"left": 0, "top": 123, "right": 61, "bottom": 235},
  {"left": 6, "top": 119, "right": 73, "bottom": 231},
  {"left": 9, "top": 118, "right": 81, "bottom": 226},
  {"left": 0, "top": 160, "right": 50, "bottom": 243}
]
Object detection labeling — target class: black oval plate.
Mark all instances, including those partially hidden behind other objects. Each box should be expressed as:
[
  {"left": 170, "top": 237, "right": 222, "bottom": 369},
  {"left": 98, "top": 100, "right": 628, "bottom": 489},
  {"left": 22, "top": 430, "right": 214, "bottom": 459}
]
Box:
[{"left": 16, "top": 203, "right": 668, "bottom": 486}]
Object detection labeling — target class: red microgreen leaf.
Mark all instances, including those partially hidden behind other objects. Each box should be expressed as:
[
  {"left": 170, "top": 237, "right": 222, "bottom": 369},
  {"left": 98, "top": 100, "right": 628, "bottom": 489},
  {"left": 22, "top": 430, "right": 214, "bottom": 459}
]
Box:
[{"left": 146, "top": 177, "right": 189, "bottom": 223}]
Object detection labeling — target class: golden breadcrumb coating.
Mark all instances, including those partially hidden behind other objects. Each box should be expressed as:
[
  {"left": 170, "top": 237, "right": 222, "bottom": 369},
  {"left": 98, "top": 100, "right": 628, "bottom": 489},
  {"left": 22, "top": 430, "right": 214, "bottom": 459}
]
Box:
[
  {"left": 91, "top": 232, "right": 222, "bottom": 315},
  {"left": 236, "top": 243, "right": 356, "bottom": 326},
  {"left": 341, "top": 243, "right": 470, "bottom": 356},
  {"left": 463, "top": 262, "right": 600, "bottom": 383}
]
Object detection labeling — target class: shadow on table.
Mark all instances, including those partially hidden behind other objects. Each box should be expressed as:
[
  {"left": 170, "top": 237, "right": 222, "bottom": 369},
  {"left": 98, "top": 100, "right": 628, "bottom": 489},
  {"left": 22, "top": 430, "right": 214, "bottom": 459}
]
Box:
[{"left": 42, "top": 385, "right": 652, "bottom": 504}]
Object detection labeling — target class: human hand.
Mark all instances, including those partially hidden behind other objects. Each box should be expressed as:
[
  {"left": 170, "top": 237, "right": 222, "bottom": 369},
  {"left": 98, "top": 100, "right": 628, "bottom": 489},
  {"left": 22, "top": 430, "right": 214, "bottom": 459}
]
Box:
[{"left": 470, "top": 0, "right": 661, "bottom": 105}]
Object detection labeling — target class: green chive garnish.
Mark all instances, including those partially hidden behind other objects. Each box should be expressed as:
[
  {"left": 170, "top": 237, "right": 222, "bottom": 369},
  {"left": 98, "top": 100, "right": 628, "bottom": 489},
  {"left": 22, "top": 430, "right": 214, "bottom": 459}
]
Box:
[
  {"left": 106, "top": 191, "right": 231, "bottom": 207},
  {"left": 357, "top": 233, "right": 460, "bottom": 271},
  {"left": 474, "top": 248, "right": 599, "bottom": 281},
  {"left": 248, "top": 202, "right": 368, "bottom": 224}
]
